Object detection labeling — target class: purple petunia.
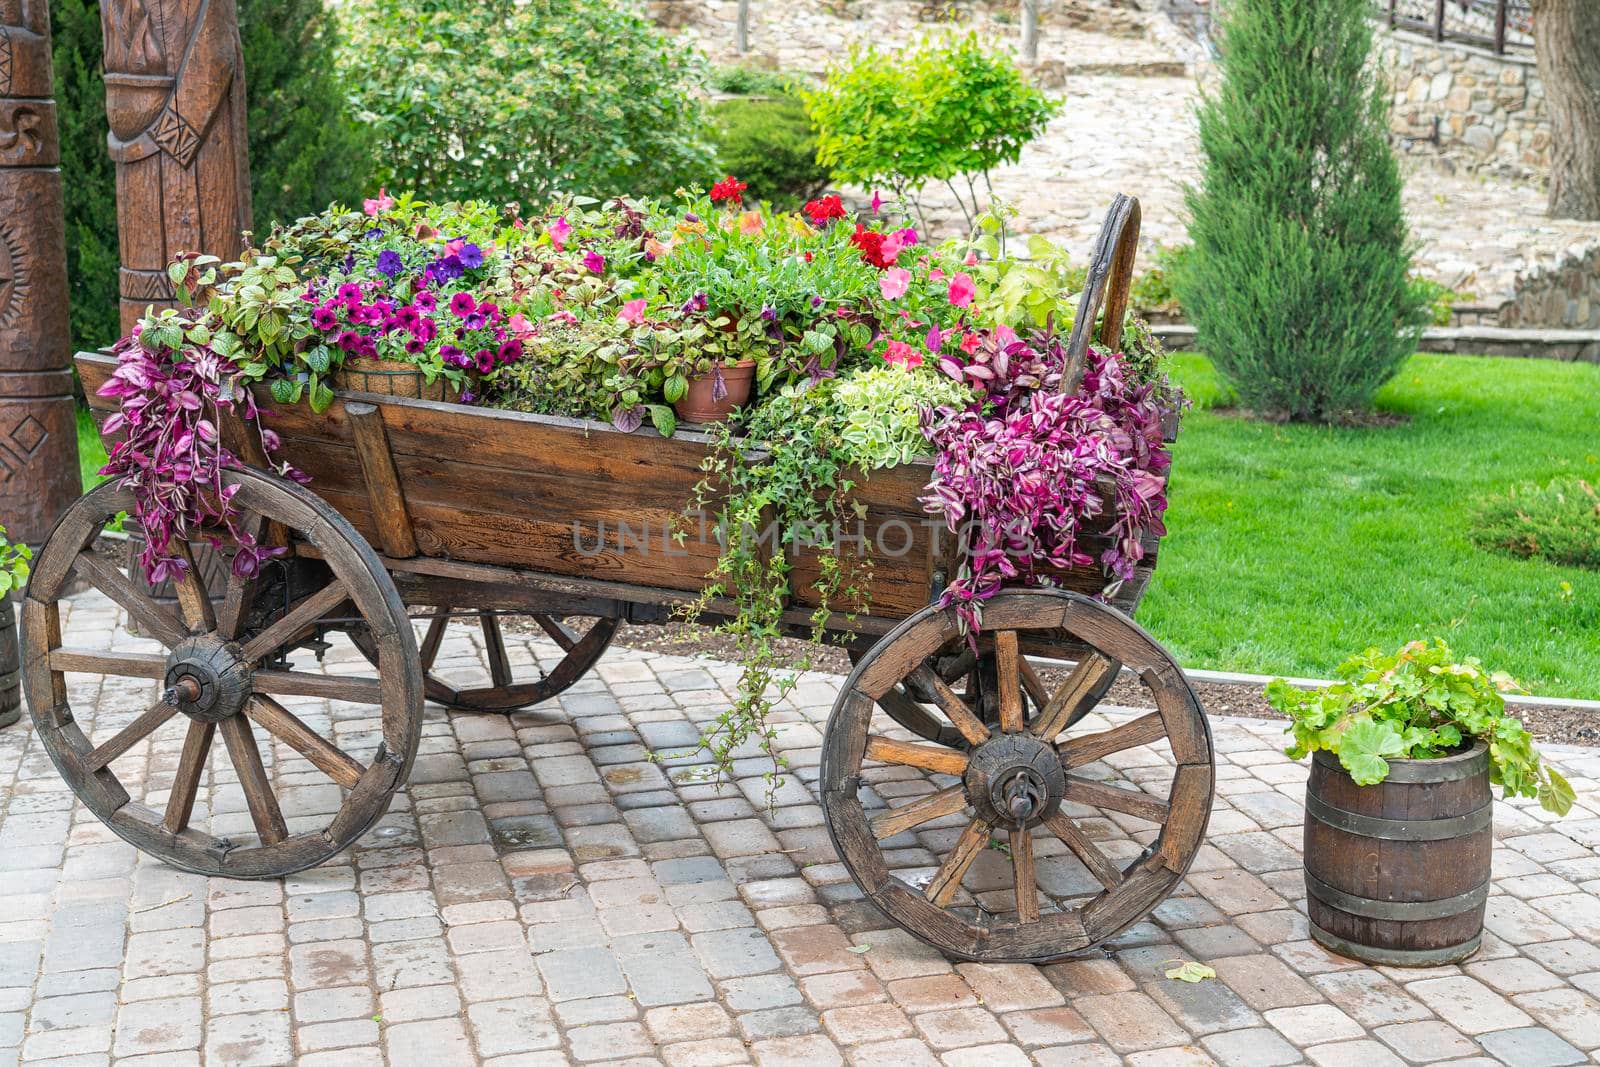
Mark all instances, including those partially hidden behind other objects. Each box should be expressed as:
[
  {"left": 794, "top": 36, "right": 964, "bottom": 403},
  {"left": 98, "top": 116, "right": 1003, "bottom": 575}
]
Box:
[
  {"left": 458, "top": 243, "right": 484, "bottom": 270},
  {"left": 376, "top": 250, "right": 404, "bottom": 277}
]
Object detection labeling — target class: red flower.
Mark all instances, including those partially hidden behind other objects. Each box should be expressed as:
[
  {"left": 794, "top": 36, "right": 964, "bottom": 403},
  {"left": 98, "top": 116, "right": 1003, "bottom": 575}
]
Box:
[
  {"left": 804, "top": 195, "right": 846, "bottom": 226},
  {"left": 709, "top": 175, "right": 748, "bottom": 205},
  {"left": 850, "top": 224, "right": 897, "bottom": 269}
]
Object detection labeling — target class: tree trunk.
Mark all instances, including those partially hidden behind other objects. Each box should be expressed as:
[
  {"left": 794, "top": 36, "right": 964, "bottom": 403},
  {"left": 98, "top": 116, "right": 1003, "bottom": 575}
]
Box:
[
  {"left": 1020, "top": 0, "right": 1039, "bottom": 64},
  {"left": 736, "top": 0, "right": 750, "bottom": 54},
  {"left": 1532, "top": 0, "right": 1600, "bottom": 220}
]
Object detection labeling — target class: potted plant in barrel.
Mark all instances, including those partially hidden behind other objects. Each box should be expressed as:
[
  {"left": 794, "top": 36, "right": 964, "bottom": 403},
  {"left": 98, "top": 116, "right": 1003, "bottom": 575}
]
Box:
[
  {"left": 0, "top": 524, "right": 32, "bottom": 728},
  {"left": 1268, "top": 639, "right": 1573, "bottom": 966}
]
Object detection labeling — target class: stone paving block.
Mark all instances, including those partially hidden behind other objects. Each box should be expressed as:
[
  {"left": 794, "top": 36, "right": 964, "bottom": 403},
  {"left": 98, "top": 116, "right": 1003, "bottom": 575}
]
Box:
[
  {"left": 1476, "top": 1026, "right": 1588, "bottom": 1066},
  {"left": 800, "top": 970, "right": 886, "bottom": 1009},
  {"left": 613, "top": 931, "right": 716, "bottom": 1006},
  {"left": 1198, "top": 1027, "right": 1303, "bottom": 1067},
  {"left": 942, "top": 1042, "right": 1035, "bottom": 1067},
  {"left": 819, "top": 1002, "right": 913, "bottom": 1045},
  {"left": 378, "top": 983, "right": 462, "bottom": 1024},
  {"left": 298, "top": 1017, "right": 380, "bottom": 1051},
  {"left": 952, "top": 962, "right": 1066, "bottom": 1011},
  {"left": 201, "top": 1010, "right": 293, "bottom": 1067},
  {"left": 467, "top": 997, "right": 561, "bottom": 1056},
  {"left": 693, "top": 927, "right": 784, "bottom": 979},
  {"left": 1143, "top": 968, "right": 1263, "bottom": 1036},
  {"left": 1031, "top": 1043, "right": 1123, "bottom": 1066},
  {"left": 384, "top": 1017, "right": 478, "bottom": 1067},
  {"left": 1373, "top": 1020, "right": 1482, "bottom": 1062},
  {"left": 1123, "top": 1047, "right": 1222, "bottom": 1067},
  {"left": 1310, "top": 970, "right": 1433, "bottom": 1027},
  {"left": 1511, "top": 987, "right": 1600, "bottom": 1049},
  {"left": 1303, "top": 1038, "right": 1407, "bottom": 1067},
  {"left": 1000, "top": 1005, "right": 1096, "bottom": 1047},
  {"left": 1211, "top": 954, "right": 1324, "bottom": 1011},
  {"left": 1262, "top": 1003, "right": 1365, "bottom": 1046},
  {"left": 552, "top": 993, "right": 640, "bottom": 1026},
  {"left": 1073, "top": 991, "right": 1192, "bottom": 1053},
  {"left": 112, "top": 996, "right": 202, "bottom": 1057},
  {"left": 645, "top": 1002, "right": 736, "bottom": 1042},
  {"left": 1408, "top": 975, "right": 1534, "bottom": 1034},
  {"left": 737, "top": 1004, "right": 824, "bottom": 1040},
  {"left": 751, "top": 1032, "right": 844, "bottom": 1067},
  {"left": 844, "top": 1037, "right": 941, "bottom": 1067},
  {"left": 537, "top": 946, "right": 628, "bottom": 1002}
]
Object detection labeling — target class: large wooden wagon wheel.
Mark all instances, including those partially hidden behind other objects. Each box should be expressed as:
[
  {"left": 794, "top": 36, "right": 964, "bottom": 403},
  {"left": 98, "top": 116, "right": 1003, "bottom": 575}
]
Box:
[
  {"left": 821, "top": 588, "right": 1212, "bottom": 962},
  {"left": 349, "top": 607, "right": 617, "bottom": 714},
  {"left": 22, "top": 469, "right": 424, "bottom": 878}
]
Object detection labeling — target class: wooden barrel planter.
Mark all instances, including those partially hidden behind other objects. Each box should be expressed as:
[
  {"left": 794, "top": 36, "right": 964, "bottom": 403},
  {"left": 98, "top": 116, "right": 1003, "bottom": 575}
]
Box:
[
  {"left": 0, "top": 599, "right": 20, "bottom": 728},
  {"left": 1304, "top": 743, "right": 1492, "bottom": 966}
]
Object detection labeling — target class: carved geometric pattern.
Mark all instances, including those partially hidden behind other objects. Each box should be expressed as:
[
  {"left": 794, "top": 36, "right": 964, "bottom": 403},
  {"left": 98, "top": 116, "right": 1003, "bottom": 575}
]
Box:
[
  {"left": 0, "top": 31, "right": 13, "bottom": 97},
  {"left": 121, "top": 267, "right": 175, "bottom": 301},
  {"left": 0, "top": 220, "right": 25, "bottom": 330},
  {"left": 151, "top": 106, "right": 201, "bottom": 167},
  {"left": 0, "top": 413, "right": 49, "bottom": 483}
]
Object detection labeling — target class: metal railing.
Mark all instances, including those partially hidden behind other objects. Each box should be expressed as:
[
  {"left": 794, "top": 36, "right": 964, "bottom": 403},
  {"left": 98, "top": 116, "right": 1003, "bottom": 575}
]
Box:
[{"left": 1385, "top": 0, "right": 1534, "bottom": 55}]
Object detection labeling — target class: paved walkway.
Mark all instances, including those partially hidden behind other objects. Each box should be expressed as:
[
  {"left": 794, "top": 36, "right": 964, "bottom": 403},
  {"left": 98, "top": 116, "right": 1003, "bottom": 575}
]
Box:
[{"left": 2, "top": 591, "right": 1599, "bottom": 1066}]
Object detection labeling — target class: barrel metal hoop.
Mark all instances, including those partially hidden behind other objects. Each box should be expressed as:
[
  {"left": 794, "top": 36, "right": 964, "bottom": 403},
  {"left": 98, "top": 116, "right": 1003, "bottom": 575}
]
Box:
[
  {"left": 1306, "top": 870, "right": 1490, "bottom": 921},
  {"left": 1305, "top": 793, "right": 1492, "bottom": 840},
  {"left": 1312, "top": 745, "right": 1488, "bottom": 783},
  {"left": 1310, "top": 922, "right": 1482, "bottom": 967}
]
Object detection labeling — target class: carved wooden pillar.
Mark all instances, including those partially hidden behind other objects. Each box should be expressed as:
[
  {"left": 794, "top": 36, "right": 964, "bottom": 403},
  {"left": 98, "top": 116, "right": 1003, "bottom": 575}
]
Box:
[
  {"left": 102, "top": 0, "right": 252, "bottom": 333},
  {"left": 0, "top": 0, "right": 80, "bottom": 544}
]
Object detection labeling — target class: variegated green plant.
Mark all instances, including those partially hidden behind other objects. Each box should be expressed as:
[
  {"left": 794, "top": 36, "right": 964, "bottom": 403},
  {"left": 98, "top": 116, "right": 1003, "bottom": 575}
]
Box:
[{"left": 1267, "top": 639, "right": 1573, "bottom": 814}]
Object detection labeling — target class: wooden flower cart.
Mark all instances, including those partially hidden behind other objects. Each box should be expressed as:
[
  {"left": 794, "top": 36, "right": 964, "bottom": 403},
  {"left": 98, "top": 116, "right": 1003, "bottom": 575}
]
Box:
[{"left": 25, "top": 195, "right": 1213, "bottom": 963}]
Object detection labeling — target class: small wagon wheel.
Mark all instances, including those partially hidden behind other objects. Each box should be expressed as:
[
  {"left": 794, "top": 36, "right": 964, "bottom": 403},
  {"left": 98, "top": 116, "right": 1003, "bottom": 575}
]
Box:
[
  {"left": 821, "top": 588, "right": 1212, "bottom": 962},
  {"left": 350, "top": 608, "right": 617, "bottom": 713},
  {"left": 22, "top": 469, "right": 423, "bottom": 878}
]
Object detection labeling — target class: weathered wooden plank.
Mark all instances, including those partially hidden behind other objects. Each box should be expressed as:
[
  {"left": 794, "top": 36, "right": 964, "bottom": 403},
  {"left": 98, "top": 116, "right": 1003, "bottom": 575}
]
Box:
[{"left": 346, "top": 401, "right": 419, "bottom": 558}]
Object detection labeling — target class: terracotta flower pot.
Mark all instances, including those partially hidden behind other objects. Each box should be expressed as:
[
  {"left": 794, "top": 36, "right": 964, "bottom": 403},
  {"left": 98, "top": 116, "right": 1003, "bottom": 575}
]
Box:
[
  {"left": 674, "top": 360, "right": 757, "bottom": 424},
  {"left": 332, "top": 358, "right": 464, "bottom": 403}
]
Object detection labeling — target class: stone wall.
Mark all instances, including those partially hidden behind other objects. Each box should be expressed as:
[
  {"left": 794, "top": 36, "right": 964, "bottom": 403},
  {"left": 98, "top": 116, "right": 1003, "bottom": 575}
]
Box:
[
  {"left": 1378, "top": 28, "right": 1548, "bottom": 177},
  {"left": 1497, "top": 243, "right": 1600, "bottom": 331}
]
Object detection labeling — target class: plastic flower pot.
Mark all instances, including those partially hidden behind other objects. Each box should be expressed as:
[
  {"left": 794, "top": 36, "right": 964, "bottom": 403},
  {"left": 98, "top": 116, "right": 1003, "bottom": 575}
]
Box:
[
  {"left": 333, "top": 359, "right": 465, "bottom": 403},
  {"left": 675, "top": 360, "right": 757, "bottom": 424},
  {"left": 1304, "top": 742, "right": 1491, "bottom": 966},
  {"left": 1, "top": 598, "right": 20, "bottom": 728}
]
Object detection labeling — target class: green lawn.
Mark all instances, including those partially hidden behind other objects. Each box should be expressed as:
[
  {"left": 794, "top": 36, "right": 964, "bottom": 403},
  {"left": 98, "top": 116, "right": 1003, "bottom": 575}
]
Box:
[
  {"left": 1141, "top": 353, "right": 1600, "bottom": 699},
  {"left": 78, "top": 406, "right": 108, "bottom": 490}
]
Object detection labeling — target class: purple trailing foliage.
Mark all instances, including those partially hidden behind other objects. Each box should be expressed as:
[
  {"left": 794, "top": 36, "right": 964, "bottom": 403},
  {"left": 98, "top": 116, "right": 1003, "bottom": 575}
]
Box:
[
  {"left": 98, "top": 324, "right": 305, "bottom": 585},
  {"left": 921, "top": 342, "right": 1171, "bottom": 635}
]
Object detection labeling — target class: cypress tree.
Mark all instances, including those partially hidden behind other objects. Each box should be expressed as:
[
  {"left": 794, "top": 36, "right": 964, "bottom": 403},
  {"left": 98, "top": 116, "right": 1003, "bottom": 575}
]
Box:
[
  {"left": 1177, "top": 0, "right": 1427, "bottom": 422},
  {"left": 51, "top": 0, "right": 372, "bottom": 350}
]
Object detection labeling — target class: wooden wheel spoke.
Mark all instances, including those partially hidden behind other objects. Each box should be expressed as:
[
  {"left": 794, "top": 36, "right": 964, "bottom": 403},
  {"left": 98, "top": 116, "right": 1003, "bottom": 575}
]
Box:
[
  {"left": 877, "top": 686, "right": 955, "bottom": 748},
  {"left": 995, "top": 631, "right": 1024, "bottom": 733},
  {"left": 1065, "top": 774, "right": 1170, "bottom": 824},
  {"left": 870, "top": 785, "right": 968, "bottom": 840},
  {"left": 531, "top": 613, "right": 577, "bottom": 652},
  {"left": 239, "top": 580, "right": 350, "bottom": 664},
  {"left": 83, "top": 696, "right": 181, "bottom": 772},
  {"left": 419, "top": 609, "right": 449, "bottom": 671},
  {"left": 925, "top": 818, "right": 991, "bottom": 906},
  {"left": 1019, "top": 656, "right": 1050, "bottom": 714},
  {"left": 246, "top": 696, "right": 365, "bottom": 789},
  {"left": 1043, "top": 810, "right": 1125, "bottom": 890},
  {"left": 70, "top": 550, "right": 186, "bottom": 647},
  {"left": 864, "top": 735, "right": 968, "bottom": 777},
  {"left": 163, "top": 720, "right": 216, "bottom": 833},
  {"left": 169, "top": 541, "right": 216, "bottom": 633},
  {"left": 481, "top": 612, "right": 513, "bottom": 688},
  {"left": 1031, "top": 654, "right": 1120, "bottom": 741},
  {"left": 220, "top": 717, "right": 288, "bottom": 845},
  {"left": 1011, "top": 827, "right": 1040, "bottom": 923},
  {"left": 253, "top": 669, "right": 383, "bottom": 704},
  {"left": 217, "top": 511, "right": 268, "bottom": 640},
  {"left": 49, "top": 648, "right": 167, "bottom": 679},
  {"left": 1058, "top": 711, "right": 1168, "bottom": 770},
  {"left": 908, "top": 666, "right": 990, "bottom": 746}
]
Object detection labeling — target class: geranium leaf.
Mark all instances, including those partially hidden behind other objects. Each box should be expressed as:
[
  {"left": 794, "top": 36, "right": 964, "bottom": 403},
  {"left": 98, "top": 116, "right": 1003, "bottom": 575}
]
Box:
[{"left": 1338, "top": 718, "right": 1408, "bottom": 786}]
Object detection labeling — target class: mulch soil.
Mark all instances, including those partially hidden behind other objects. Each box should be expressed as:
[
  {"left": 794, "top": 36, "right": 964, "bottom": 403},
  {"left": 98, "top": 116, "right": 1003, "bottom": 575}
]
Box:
[{"left": 607, "top": 620, "right": 1600, "bottom": 748}]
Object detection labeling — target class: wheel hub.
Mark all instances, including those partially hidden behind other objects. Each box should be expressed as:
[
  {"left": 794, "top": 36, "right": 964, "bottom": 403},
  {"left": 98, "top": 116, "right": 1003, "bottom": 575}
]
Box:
[
  {"left": 164, "top": 636, "right": 253, "bottom": 724},
  {"left": 964, "top": 733, "right": 1066, "bottom": 829}
]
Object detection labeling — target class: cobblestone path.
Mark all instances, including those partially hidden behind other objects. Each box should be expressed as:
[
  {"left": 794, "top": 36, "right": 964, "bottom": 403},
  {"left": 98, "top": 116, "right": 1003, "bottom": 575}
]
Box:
[{"left": 1, "top": 591, "right": 1597, "bottom": 1065}]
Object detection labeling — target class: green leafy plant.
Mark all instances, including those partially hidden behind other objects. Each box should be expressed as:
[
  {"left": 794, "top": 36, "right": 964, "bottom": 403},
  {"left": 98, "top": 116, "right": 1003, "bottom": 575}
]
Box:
[
  {"left": 709, "top": 65, "right": 799, "bottom": 95},
  {"left": 0, "top": 524, "right": 32, "bottom": 597},
  {"left": 804, "top": 34, "right": 1058, "bottom": 231},
  {"left": 1470, "top": 476, "right": 1600, "bottom": 569},
  {"left": 341, "top": 0, "right": 712, "bottom": 206},
  {"left": 1407, "top": 275, "right": 1469, "bottom": 328},
  {"left": 710, "top": 96, "right": 831, "bottom": 210},
  {"left": 1177, "top": 0, "right": 1428, "bottom": 421},
  {"left": 1266, "top": 639, "right": 1573, "bottom": 814}
]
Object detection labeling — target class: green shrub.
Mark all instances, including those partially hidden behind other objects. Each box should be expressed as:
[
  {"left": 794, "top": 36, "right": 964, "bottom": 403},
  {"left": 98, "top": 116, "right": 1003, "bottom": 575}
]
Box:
[
  {"left": 1408, "top": 276, "right": 1469, "bottom": 327},
  {"left": 341, "top": 0, "right": 712, "bottom": 206},
  {"left": 52, "top": 0, "right": 375, "bottom": 351},
  {"left": 709, "top": 65, "right": 797, "bottom": 95},
  {"left": 1470, "top": 477, "right": 1600, "bottom": 570},
  {"left": 1177, "top": 0, "right": 1427, "bottom": 421},
  {"left": 710, "top": 96, "right": 829, "bottom": 210},
  {"left": 804, "top": 33, "right": 1058, "bottom": 230}
]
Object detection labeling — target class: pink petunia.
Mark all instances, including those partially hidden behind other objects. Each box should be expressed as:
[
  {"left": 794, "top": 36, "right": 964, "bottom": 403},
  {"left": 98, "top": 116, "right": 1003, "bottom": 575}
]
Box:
[
  {"left": 548, "top": 217, "right": 573, "bottom": 252},
  {"left": 583, "top": 250, "right": 606, "bottom": 274},
  {"left": 363, "top": 187, "right": 395, "bottom": 216},
  {"left": 960, "top": 331, "right": 981, "bottom": 355},
  {"left": 879, "top": 268, "right": 911, "bottom": 300},
  {"left": 883, "top": 340, "right": 923, "bottom": 370},
  {"left": 870, "top": 190, "right": 883, "bottom": 214},
  {"left": 618, "top": 298, "right": 648, "bottom": 325},
  {"left": 878, "top": 232, "right": 905, "bottom": 265},
  {"left": 947, "top": 272, "right": 976, "bottom": 308}
]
